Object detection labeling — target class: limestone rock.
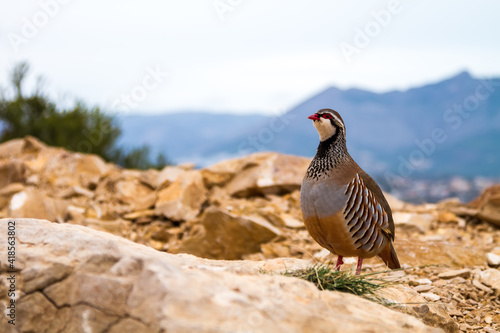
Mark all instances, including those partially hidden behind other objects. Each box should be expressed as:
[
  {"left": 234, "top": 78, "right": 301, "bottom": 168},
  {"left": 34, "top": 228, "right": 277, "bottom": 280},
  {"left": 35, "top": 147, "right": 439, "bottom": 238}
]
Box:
[
  {"left": 486, "top": 248, "right": 500, "bottom": 267},
  {"left": 486, "top": 253, "right": 500, "bottom": 267},
  {"left": 384, "top": 192, "right": 408, "bottom": 211},
  {"left": 393, "top": 212, "right": 434, "bottom": 233},
  {"left": 0, "top": 137, "right": 30, "bottom": 159},
  {"left": 474, "top": 269, "right": 500, "bottom": 295},
  {"left": 377, "top": 284, "right": 458, "bottom": 333},
  {"left": 0, "top": 183, "right": 25, "bottom": 214},
  {"left": 394, "top": 239, "right": 485, "bottom": 267},
  {"left": 421, "top": 292, "right": 441, "bottom": 302},
  {"left": 16, "top": 292, "right": 59, "bottom": 332},
  {"left": 28, "top": 147, "right": 112, "bottom": 189},
  {"left": 95, "top": 170, "right": 156, "bottom": 211},
  {"left": 0, "top": 159, "right": 25, "bottom": 189},
  {"left": 174, "top": 207, "right": 281, "bottom": 259},
  {"left": 156, "top": 165, "right": 187, "bottom": 189},
  {"left": 8, "top": 188, "right": 68, "bottom": 222},
  {"left": 155, "top": 170, "right": 207, "bottom": 221},
  {"left": 207, "top": 152, "right": 310, "bottom": 197},
  {"left": 437, "top": 269, "right": 471, "bottom": 280},
  {"left": 108, "top": 318, "right": 153, "bottom": 333},
  {"left": 0, "top": 219, "right": 441, "bottom": 333},
  {"left": 414, "top": 285, "right": 433, "bottom": 293},
  {"left": 470, "top": 184, "right": 500, "bottom": 227},
  {"left": 53, "top": 304, "right": 119, "bottom": 333}
]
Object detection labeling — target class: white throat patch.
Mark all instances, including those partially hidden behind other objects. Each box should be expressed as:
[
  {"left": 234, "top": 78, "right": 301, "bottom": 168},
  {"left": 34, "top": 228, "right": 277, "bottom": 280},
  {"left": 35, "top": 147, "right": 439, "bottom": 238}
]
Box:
[{"left": 313, "top": 117, "right": 337, "bottom": 141}]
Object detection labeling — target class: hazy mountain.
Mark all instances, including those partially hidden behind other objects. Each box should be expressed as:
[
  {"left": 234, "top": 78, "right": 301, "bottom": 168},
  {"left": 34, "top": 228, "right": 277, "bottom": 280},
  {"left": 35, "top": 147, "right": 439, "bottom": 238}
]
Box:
[
  {"left": 118, "top": 72, "right": 500, "bottom": 179},
  {"left": 117, "top": 112, "right": 269, "bottom": 166}
]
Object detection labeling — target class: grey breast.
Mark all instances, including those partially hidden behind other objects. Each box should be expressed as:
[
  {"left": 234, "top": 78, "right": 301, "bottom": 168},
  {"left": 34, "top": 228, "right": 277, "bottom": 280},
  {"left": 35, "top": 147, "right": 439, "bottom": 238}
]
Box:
[{"left": 300, "top": 175, "right": 348, "bottom": 220}]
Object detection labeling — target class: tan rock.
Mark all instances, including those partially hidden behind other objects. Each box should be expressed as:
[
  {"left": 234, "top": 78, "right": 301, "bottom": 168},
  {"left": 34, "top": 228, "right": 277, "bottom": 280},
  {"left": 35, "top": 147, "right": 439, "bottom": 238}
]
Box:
[
  {"left": 30, "top": 148, "right": 111, "bottom": 189},
  {"left": 470, "top": 184, "right": 500, "bottom": 227},
  {"left": 208, "top": 152, "right": 310, "bottom": 197},
  {"left": 486, "top": 252, "right": 500, "bottom": 267},
  {"left": 384, "top": 192, "right": 408, "bottom": 211},
  {"left": 408, "top": 278, "right": 433, "bottom": 286},
  {"left": 123, "top": 209, "right": 156, "bottom": 220},
  {"left": 474, "top": 269, "right": 500, "bottom": 295},
  {"left": 54, "top": 304, "right": 119, "bottom": 333},
  {"left": 8, "top": 188, "right": 68, "bottom": 222},
  {"left": 437, "top": 211, "right": 460, "bottom": 224},
  {"left": 0, "top": 137, "right": 29, "bottom": 158},
  {"left": 414, "top": 285, "right": 433, "bottom": 293},
  {"left": 200, "top": 168, "right": 234, "bottom": 189},
  {"left": 156, "top": 165, "right": 187, "bottom": 189},
  {"left": 108, "top": 318, "right": 155, "bottom": 333},
  {"left": 0, "top": 159, "right": 25, "bottom": 188},
  {"left": 155, "top": 170, "right": 207, "bottom": 221},
  {"left": 95, "top": 170, "right": 156, "bottom": 211},
  {"left": 115, "top": 178, "right": 155, "bottom": 210},
  {"left": 44, "top": 270, "right": 133, "bottom": 316},
  {"left": 16, "top": 292, "right": 59, "bottom": 332},
  {"left": 472, "top": 279, "right": 493, "bottom": 293},
  {"left": 0, "top": 218, "right": 442, "bottom": 333},
  {"left": 174, "top": 207, "right": 281, "bottom": 259},
  {"left": 0, "top": 182, "right": 24, "bottom": 197},
  {"left": 81, "top": 218, "right": 129, "bottom": 236},
  {"left": 394, "top": 239, "right": 485, "bottom": 267},
  {"left": 0, "top": 183, "right": 25, "bottom": 211},
  {"left": 393, "top": 212, "right": 433, "bottom": 233},
  {"left": 438, "top": 269, "right": 471, "bottom": 280},
  {"left": 66, "top": 204, "right": 86, "bottom": 223},
  {"left": 137, "top": 168, "right": 161, "bottom": 189},
  {"left": 281, "top": 213, "right": 304, "bottom": 228},
  {"left": 421, "top": 292, "right": 441, "bottom": 301},
  {"left": 376, "top": 284, "right": 458, "bottom": 333},
  {"left": 23, "top": 262, "right": 73, "bottom": 293}
]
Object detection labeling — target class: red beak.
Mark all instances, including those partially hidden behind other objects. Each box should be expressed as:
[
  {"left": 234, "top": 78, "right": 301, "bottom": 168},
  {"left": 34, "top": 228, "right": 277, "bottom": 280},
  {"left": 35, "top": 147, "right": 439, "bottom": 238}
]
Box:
[{"left": 308, "top": 114, "right": 320, "bottom": 121}]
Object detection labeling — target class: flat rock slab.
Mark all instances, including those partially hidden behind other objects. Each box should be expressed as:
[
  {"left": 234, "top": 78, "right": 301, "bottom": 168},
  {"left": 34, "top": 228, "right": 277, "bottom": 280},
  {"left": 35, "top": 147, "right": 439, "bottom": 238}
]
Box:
[{"left": 0, "top": 219, "right": 442, "bottom": 333}]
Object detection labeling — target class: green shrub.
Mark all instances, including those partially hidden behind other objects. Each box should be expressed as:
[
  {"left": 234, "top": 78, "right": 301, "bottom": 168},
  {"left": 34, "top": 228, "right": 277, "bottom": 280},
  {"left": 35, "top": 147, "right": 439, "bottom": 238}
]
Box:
[{"left": 0, "top": 62, "right": 168, "bottom": 170}]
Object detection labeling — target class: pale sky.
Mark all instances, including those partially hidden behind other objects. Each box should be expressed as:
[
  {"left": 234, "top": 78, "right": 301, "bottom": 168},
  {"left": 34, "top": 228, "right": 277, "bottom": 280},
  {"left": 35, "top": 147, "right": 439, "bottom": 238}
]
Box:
[{"left": 1, "top": 0, "right": 499, "bottom": 115}]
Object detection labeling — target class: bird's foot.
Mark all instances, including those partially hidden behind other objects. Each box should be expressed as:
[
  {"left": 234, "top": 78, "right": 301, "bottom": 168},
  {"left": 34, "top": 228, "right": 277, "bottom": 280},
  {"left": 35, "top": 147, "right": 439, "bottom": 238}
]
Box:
[
  {"left": 355, "top": 257, "right": 363, "bottom": 275},
  {"left": 335, "top": 255, "right": 344, "bottom": 271}
]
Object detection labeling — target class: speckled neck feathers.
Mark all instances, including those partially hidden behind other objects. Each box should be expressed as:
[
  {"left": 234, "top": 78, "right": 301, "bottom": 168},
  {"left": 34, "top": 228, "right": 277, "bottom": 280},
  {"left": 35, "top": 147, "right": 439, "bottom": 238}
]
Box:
[{"left": 305, "top": 129, "right": 351, "bottom": 180}]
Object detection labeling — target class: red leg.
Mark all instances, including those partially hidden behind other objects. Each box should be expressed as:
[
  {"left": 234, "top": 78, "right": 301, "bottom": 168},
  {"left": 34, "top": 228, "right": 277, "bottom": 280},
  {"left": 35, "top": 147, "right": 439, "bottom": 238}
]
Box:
[
  {"left": 335, "top": 255, "right": 344, "bottom": 271},
  {"left": 356, "top": 257, "right": 363, "bottom": 275}
]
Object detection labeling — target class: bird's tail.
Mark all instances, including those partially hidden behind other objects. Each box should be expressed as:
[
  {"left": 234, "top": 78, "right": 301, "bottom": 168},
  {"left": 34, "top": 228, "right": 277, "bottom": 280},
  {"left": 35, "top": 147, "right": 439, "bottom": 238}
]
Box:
[{"left": 378, "top": 241, "right": 401, "bottom": 270}]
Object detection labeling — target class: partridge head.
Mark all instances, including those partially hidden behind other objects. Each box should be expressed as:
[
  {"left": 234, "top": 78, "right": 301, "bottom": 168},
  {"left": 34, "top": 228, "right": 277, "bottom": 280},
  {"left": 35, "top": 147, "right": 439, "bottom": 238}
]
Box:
[{"left": 300, "top": 108, "right": 401, "bottom": 275}]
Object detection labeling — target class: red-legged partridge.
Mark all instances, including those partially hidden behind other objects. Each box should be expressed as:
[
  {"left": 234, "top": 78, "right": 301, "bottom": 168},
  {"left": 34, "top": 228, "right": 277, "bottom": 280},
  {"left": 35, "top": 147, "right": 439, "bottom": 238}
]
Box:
[{"left": 300, "top": 108, "right": 401, "bottom": 275}]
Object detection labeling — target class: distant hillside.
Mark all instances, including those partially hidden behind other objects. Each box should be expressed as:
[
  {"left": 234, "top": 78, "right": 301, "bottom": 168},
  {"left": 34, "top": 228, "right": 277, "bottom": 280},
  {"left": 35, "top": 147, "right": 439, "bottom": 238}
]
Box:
[
  {"left": 117, "top": 112, "right": 268, "bottom": 166},
  {"left": 118, "top": 72, "right": 500, "bottom": 180}
]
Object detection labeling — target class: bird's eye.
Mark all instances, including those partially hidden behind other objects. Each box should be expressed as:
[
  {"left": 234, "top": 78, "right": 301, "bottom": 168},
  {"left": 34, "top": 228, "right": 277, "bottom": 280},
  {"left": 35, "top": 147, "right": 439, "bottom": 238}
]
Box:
[{"left": 322, "top": 114, "right": 333, "bottom": 119}]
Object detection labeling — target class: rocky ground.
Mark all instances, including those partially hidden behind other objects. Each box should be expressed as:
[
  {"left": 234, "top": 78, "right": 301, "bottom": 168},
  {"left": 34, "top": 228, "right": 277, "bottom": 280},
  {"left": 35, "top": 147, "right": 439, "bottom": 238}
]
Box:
[{"left": 0, "top": 136, "right": 499, "bottom": 332}]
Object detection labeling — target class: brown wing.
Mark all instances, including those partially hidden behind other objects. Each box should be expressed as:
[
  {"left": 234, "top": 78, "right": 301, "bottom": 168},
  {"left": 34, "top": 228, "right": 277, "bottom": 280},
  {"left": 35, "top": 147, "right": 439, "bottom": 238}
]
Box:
[
  {"left": 343, "top": 173, "right": 393, "bottom": 253},
  {"left": 358, "top": 171, "right": 395, "bottom": 239}
]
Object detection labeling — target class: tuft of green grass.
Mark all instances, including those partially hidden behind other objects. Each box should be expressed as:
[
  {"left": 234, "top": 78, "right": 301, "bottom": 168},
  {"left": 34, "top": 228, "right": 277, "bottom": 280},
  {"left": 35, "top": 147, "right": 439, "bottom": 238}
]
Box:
[{"left": 283, "top": 264, "right": 391, "bottom": 297}]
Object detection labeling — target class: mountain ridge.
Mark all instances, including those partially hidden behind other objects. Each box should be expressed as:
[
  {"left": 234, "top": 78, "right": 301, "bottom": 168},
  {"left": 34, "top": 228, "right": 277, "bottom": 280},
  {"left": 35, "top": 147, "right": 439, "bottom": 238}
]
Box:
[{"left": 118, "top": 71, "right": 500, "bottom": 179}]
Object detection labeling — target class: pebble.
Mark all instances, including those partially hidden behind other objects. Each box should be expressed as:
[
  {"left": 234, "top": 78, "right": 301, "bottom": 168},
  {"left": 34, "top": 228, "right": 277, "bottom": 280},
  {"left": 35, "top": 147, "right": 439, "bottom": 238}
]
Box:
[
  {"left": 438, "top": 268, "right": 471, "bottom": 279},
  {"left": 459, "top": 323, "right": 471, "bottom": 332},
  {"left": 408, "top": 278, "right": 433, "bottom": 286},
  {"left": 486, "top": 252, "right": 500, "bottom": 267},
  {"left": 438, "top": 211, "right": 459, "bottom": 223},
  {"left": 420, "top": 292, "right": 441, "bottom": 301},
  {"left": 448, "top": 309, "right": 463, "bottom": 317},
  {"left": 450, "top": 277, "right": 467, "bottom": 284},
  {"left": 386, "top": 270, "right": 406, "bottom": 278},
  {"left": 473, "top": 279, "right": 494, "bottom": 293},
  {"left": 414, "top": 284, "right": 433, "bottom": 293}
]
